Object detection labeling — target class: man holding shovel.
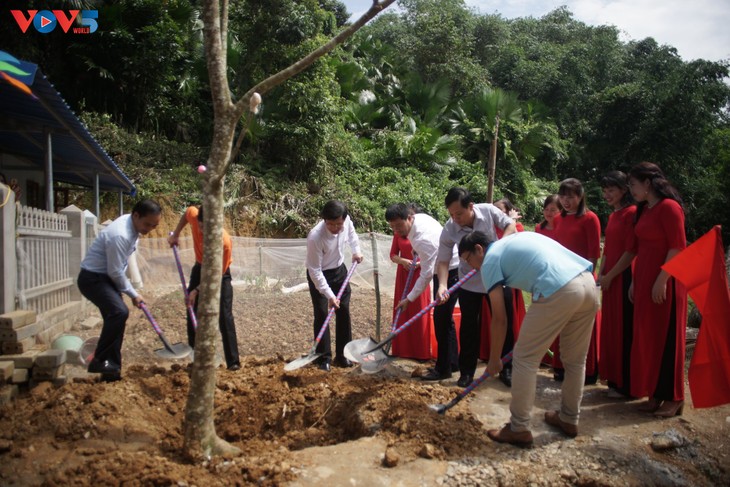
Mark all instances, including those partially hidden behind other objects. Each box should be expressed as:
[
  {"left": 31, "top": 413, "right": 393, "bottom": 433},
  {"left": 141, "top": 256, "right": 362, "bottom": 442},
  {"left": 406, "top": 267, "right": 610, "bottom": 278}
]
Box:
[
  {"left": 385, "top": 203, "right": 460, "bottom": 380},
  {"left": 78, "top": 199, "right": 162, "bottom": 382},
  {"left": 168, "top": 205, "right": 241, "bottom": 370},
  {"left": 458, "top": 231, "right": 599, "bottom": 448},
  {"left": 306, "top": 200, "right": 364, "bottom": 371},
  {"left": 436, "top": 187, "right": 517, "bottom": 388}
]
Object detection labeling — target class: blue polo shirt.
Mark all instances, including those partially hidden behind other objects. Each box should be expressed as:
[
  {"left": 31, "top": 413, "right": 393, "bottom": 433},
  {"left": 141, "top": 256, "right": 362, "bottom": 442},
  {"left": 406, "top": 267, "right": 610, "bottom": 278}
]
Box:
[{"left": 480, "top": 232, "right": 592, "bottom": 299}]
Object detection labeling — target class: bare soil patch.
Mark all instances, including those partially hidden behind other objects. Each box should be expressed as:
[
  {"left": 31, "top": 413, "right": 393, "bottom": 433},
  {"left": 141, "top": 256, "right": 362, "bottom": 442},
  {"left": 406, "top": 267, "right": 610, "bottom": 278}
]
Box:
[{"left": 1, "top": 285, "right": 729, "bottom": 486}]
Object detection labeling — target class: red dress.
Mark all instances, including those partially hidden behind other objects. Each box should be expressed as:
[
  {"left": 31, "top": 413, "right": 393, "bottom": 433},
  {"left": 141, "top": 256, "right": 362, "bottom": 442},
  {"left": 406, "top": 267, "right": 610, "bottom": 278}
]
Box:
[
  {"left": 389, "top": 235, "right": 434, "bottom": 360},
  {"left": 535, "top": 224, "right": 559, "bottom": 240},
  {"left": 599, "top": 206, "right": 636, "bottom": 392},
  {"left": 551, "top": 211, "right": 602, "bottom": 377},
  {"left": 629, "top": 200, "right": 687, "bottom": 400},
  {"left": 479, "top": 223, "right": 526, "bottom": 361}
]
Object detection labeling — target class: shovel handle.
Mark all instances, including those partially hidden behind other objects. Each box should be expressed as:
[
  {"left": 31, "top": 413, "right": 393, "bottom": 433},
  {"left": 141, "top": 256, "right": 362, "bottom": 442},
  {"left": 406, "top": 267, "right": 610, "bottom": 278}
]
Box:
[
  {"left": 439, "top": 351, "right": 514, "bottom": 413},
  {"left": 309, "top": 261, "right": 359, "bottom": 353},
  {"left": 391, "top": 256, "right": 420, "bottom": 333},
  {"left": 172, "top": 243, "right": 198, "bottom": 330},
  {"left": 139, "top": 302, "right": 177, "bottom": 354},
  {"left": 365, "top": 268, "right": 477, "bottom": 353}
]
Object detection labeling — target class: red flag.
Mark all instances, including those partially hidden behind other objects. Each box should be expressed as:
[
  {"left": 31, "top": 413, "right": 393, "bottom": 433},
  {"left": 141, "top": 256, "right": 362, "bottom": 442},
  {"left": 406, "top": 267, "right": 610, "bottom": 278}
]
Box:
[{"left": 662, "top": 225, "right": 730, "bottom": 408}]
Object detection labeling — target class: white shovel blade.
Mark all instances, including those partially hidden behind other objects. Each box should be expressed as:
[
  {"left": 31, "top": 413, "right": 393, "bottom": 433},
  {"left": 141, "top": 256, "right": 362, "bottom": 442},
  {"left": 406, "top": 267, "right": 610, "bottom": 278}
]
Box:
[{"left": 284, "top": 352, "right": 322, "bottom": 371}]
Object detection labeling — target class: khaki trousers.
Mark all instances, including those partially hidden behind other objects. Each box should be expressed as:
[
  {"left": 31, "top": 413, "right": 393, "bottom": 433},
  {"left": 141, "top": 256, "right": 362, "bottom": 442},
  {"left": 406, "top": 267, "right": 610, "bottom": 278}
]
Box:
[{"left": 510, "top": 271, "right": 599, "bottom": 432}]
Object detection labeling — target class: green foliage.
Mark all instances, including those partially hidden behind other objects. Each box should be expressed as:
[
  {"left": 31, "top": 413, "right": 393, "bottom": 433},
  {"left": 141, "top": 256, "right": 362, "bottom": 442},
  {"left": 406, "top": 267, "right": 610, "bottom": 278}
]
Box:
[
  {"left": 8, "top": 1, "right": 728, "bottom": 244},
  {"left": 80, "top": 112, "right": 205, "bottom": 208}
]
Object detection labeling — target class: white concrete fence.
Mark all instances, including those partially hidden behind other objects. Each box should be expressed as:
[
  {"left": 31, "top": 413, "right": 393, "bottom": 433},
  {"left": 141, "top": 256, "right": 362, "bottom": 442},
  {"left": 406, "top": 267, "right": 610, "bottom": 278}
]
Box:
[{"left": 1, "top": 184, "right": 97, "bottom": 316}]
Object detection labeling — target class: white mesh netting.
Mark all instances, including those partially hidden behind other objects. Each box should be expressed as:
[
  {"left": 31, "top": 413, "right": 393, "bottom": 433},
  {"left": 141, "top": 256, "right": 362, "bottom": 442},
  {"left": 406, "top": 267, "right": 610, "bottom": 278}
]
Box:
[{"left": 133, "top": 233, "right": 399, "bottom": 296}]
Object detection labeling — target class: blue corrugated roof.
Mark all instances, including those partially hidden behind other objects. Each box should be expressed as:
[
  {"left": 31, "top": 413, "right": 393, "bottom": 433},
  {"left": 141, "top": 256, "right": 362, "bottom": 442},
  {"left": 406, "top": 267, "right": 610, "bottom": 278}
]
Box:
[{"left": 0, "top": 52, "right": 136, "bottom": 195}]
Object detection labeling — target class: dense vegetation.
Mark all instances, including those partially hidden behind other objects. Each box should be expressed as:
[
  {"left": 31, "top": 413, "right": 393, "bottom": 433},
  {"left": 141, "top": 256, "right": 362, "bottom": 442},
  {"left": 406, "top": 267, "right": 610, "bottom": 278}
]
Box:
[{"left": 3, "top": 0, "right": 729, "bottom": 242}]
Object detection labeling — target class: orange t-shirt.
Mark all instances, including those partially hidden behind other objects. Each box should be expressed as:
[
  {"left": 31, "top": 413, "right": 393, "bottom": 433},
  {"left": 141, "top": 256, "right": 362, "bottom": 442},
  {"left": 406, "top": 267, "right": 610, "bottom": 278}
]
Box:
[{"left": 184, "top": 206, "right": 232, "bottom": 274}]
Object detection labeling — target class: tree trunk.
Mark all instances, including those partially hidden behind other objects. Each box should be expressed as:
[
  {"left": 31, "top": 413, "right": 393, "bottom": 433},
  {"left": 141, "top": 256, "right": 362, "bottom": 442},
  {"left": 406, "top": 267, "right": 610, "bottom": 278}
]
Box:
[
  {"left": 486, "top": 116, "right": 500, "bottom": 203},
  {"left": 182, "top": 0, "right": 396, "bottom": 461}
]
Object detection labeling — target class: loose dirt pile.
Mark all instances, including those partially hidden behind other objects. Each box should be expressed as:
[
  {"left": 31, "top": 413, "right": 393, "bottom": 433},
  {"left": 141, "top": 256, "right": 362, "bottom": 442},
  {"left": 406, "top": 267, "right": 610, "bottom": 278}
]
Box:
[{"left": 0, "top": 286, "right": 728, "bottom": 486}]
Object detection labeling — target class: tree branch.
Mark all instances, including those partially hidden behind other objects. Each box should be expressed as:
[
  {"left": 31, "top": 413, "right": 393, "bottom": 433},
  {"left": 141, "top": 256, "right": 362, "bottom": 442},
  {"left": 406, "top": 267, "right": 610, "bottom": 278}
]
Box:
[
  {"left": 202, "top": 0, "right": 232, "bottom": 111},
  {"left": 231, "top": 0, "right": 396, "bottom": 118}
]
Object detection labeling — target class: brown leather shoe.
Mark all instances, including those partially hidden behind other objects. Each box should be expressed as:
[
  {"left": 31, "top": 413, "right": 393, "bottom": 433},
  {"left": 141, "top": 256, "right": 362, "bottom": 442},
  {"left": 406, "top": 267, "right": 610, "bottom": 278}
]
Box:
[
  {"left": 544, "top": 410, "right": 578, "bottom": 438},
  {"left": 487, "top": 423, "right": 534, "bottom": 448}
]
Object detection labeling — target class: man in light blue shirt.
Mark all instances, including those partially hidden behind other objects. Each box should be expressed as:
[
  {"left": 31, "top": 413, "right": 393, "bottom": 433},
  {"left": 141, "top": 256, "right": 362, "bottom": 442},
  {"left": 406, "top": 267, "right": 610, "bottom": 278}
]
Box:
[
  {"left": 78, "top": 199, "right": 161, "bottom": 381},
  {"left": 459, "top": 231, "right": 599, "bottom": 448}
]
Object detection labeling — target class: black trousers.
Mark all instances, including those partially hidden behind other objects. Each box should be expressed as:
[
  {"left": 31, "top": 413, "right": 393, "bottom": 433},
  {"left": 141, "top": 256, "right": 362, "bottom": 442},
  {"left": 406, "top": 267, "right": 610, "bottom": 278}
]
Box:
[
  {"left": 187, "top": 263, "right": 240, "bottom": 368},
  {"left": 432, "top": 269, "right": 460, "bottom": 374},
  {"left": 307, "top": 264, "right": 352, "bottom": 359},
  {"left": 458, "top": 287, "right": 517, "bottom": 376},
  {"left": 77, "top": 269, "right": 129, "bottom": 368}
]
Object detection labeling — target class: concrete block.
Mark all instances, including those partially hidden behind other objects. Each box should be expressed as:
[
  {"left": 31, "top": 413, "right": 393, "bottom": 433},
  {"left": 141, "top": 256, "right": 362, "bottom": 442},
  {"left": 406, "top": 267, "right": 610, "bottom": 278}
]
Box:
[
  {"left": 52, "top": 375, "right": 68, "bottom": 387},
  {"left": 1, "top": 337, "right": 36, "bottom": 354},
  {"left": 32, "top": 364, "right": 65, "bottom": 381},
  {"left": 0, "top": 322, "right": 40, "bottom": 342},
  {"left": 0, "top": 361, "right": 14, "bottom": 382},
  {"left": 35, "top": 349, "right": 66, "bottom": 368},
  {"left": 0, "top": 310, "right": 37, "bottom": 330},
  {"left": 0, "top": 349, "right": 43, "bottom": 368},
  {"left": 0, "top": 385, "right": 19, "bottom": 405},
  {"left": 80, "top": 317, "right": 102, "bottom": 330},
  {"left": 11, "top": 368, "right": 29, "bottom": 384}
]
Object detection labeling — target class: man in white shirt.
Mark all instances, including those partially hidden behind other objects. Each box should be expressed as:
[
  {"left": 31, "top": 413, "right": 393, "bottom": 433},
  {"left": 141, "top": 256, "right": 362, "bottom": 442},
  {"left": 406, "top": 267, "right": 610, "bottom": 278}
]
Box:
[
  {"left": 306, "top": 200, "right": 364, "bottom": 371},
  {"left": 436, "top": 187, "right": 517, "bottom": 387},
  {"left": 386, "top": 203, "right": 460, "bottom": 380},
  {"left": 78, "top": 199, "right": 161, "bottom": 381}
]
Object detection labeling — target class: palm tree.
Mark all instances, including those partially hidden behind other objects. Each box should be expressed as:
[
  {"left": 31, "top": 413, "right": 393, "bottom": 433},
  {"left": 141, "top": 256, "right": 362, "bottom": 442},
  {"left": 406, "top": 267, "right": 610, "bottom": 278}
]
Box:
[{"left": 450, "top": 87, "right": 523, "bottom": 202}]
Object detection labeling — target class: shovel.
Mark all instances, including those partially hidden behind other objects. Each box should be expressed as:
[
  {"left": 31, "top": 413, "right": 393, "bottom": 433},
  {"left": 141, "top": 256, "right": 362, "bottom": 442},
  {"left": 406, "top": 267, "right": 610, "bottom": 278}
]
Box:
[
  {"left": 429, "top": 350, "right": 514, "bottom": 415},
  {"left": 344, "top": 256, "right": 420, "bottom": 374},
  {"left": 345, "top": 268, "right": 477, "bottom": 373},
  {"left": 384, "top": 256, "right": 420, "bottom": 354},
  {"left": 139, "top": 302, "right": 193, "bottom": 359},
  {"left": 284, "top": 262, "right": 359, "bottom": 371},
  {"left": 171, "top": 242, "right": 198, "bottom": 330}
]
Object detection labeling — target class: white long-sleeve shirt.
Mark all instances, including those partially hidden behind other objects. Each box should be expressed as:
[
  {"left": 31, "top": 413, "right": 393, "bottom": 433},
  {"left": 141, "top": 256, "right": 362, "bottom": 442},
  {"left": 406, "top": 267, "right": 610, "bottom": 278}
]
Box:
[
  {"left": 305, "top": 216, "right": 361, "bottom": 300},
  {"left": 406, "top": 213, "right": 459, "bottom": 302},
  {"left": 437, "top": 203, "right": 513, "bottom": 293},
  {"left": 80, "top": 214, "right": 139, "bottom": 298}
]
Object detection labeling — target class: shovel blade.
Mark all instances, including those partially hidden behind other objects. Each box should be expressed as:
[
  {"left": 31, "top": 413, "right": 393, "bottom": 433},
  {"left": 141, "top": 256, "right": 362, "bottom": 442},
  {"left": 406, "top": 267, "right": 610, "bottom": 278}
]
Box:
[
  {"left": 360, "top": 355, "right": 391, "bottom": 374},
  {"left": 284, "top": 352, "right": 322, "bottom": 371},
  {"left": 154, "top": 342, "right": 193, "bottom": 360},
  {"left": 345, "top": 337, "right": 391, "bottom": 373},
  {"left": 344, "top": 337, "right": 379, "bottom": 363}
]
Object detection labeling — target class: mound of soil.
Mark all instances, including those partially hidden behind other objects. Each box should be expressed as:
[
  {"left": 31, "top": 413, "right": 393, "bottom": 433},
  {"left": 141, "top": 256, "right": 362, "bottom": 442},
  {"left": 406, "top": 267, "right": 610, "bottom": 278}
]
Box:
[{"left": 1, "top": 286, "right": 728, "bottom": 486}]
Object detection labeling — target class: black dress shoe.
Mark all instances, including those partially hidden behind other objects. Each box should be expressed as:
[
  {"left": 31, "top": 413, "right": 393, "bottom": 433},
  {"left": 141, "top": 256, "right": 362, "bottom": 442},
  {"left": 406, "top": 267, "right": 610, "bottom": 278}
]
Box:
[
  {"left": 457, "top": 374, "right": 474, "bottom": 387},
  {"left": 88, "top": 359, "right": 121, "bottom": 374},
  {"left": 100, "top": 372, "right": 122, "bottom": 382},
  {"left": 499, "top": 368, "right": 512, "bottom": 387},
  {"left": 318, "top": 358, "right": 331, "bottom": 372},
  {"left": 422, "top": 369, "right": 452, "bottom": 381},
  {"left": 332, "top": 356, "right": 353, "bottom": 368}
]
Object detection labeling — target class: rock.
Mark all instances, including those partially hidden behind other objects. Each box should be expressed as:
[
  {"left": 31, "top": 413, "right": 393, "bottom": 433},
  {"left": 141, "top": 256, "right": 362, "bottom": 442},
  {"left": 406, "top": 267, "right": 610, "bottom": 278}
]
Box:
[
  {"left": 418, "top": 443, "right": 437, "bottom": 459},
  {"left": 651, "top": 429, "right": 687, "bottom": 452},
  {"left": 383, "top": 447, "right": 399, "bottom": 467},
  {"left": 0, "top": 440, "right": 12, "bottom": 453}
]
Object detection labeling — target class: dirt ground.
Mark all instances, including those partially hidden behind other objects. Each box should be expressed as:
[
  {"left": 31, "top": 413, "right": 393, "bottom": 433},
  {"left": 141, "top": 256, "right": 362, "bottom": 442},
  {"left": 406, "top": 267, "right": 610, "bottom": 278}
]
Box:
[{"left": 1, "top": 284, "right": 729, "bottom": 486}]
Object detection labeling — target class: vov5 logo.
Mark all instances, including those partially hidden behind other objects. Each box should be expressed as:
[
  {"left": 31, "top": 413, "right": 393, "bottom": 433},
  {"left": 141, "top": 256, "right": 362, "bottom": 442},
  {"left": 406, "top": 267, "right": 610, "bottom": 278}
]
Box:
[{"left": 10, "top": 10, "right": 98, "bottom": 34}]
